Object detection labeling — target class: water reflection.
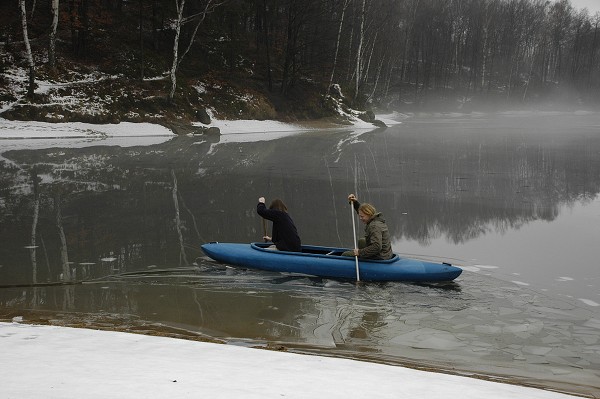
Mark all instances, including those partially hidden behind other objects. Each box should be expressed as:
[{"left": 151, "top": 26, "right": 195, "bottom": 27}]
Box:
[
  {"left": 2, "top": 112, "right": 600, "bottom": 395},
  {"left": 2, "top": 114, "right": 600, "bottom": 288}
]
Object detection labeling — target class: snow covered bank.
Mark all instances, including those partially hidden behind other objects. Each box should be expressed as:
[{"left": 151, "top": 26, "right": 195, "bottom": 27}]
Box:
[
  {"left": 0, "top": 322, "right": 581, "bottom": 399},
  {"left": 203, "top": 111, "right": 403, "bottom": 134},
  {"left": 0, "top": 111, "right": 403, "bottom": 142},
  {"left": 0, "top": 119, "right": 174, "bottom": 139},
  {"left": 0, "top": 118, "right": 176, "bottom": 159}
]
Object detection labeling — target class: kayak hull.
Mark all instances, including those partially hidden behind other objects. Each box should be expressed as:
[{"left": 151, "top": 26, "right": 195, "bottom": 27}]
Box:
[{"left": 201, "top": 242, "right": 462, "bottom": 282}]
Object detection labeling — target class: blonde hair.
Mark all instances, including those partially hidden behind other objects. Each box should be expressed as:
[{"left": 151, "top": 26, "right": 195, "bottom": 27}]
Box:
[{"left": 358, "top": 203, "right": 376, "bottom": 217}]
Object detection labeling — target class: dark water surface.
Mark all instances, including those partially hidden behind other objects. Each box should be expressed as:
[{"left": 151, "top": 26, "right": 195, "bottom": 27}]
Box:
[{"left": 1, "top": 112, "right": 599, "bottom": 396}]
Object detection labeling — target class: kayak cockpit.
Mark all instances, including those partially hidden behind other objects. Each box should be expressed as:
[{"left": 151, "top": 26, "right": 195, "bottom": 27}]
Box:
[{"left": 251, "top": 242, "right": 343, "bottom": 255}]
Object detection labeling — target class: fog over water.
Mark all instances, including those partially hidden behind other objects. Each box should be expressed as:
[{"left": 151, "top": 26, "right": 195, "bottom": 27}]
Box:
[
  {"left": 1, "top": 112, "right": 599, "bottom": 396},
  {"left": 570, "top": 0, "right": 600, "bottom": 14}
]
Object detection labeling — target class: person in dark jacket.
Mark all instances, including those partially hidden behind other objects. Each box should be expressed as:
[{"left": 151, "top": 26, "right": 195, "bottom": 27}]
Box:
[
  {"left": 257, "top": 197, "right": 302, "bottom": 252},
  {"left": 342, "top": 193, "right": 393, "bottom": 260}
]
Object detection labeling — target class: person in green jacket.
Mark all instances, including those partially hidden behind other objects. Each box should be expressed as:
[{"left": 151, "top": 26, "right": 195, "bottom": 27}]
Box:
[{"left": 342, "top": 193, "right": 394, "bottom": 260}]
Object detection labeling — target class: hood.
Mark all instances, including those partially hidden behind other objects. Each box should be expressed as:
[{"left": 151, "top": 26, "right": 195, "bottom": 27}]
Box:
[{"left": 369, "top": 212, "right": 386, "bottom": 224}]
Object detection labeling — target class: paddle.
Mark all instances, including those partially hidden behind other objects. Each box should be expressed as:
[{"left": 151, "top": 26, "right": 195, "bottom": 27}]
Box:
[
  {"left": 350, "top": 200, "right": 360, "bottom": 282},
  {"left": 262, "top": 218, "right": 269, "bottom": 242}
]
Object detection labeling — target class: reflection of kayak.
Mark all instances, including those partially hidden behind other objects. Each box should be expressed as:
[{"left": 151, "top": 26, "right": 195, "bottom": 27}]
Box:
[{"left": 201, "top": 242, "right": 462, "bottom": 282}]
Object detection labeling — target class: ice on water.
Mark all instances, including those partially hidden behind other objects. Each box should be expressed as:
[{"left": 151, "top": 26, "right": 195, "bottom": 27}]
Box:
[
  {"left": 578, "top": 298, "right": 599, "bottom": 307},
  {"left": 391, "top": 328, "right": 467, "bottom": 350},
  {"left": 556, "top": 277, "right": 575, "bottom": 281},
  {"left": 317, "top": 271, "right": 600, "bottom": 392}
]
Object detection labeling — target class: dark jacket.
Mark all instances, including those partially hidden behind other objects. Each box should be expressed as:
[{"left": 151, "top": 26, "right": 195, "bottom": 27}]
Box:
[
  {"left": 257, "top": 203, "right": 302, "bottom": 252},
  {"left": 353, "top": 201, "right": 393, "bottom": 260}
]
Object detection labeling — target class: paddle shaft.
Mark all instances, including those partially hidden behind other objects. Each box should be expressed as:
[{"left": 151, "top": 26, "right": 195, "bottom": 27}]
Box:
[
  {"left": 350, "top": 201, "right": 360, "bottom": 282},
  {"left": 262, "top": 218, "right": 268, "bottom": 242}
]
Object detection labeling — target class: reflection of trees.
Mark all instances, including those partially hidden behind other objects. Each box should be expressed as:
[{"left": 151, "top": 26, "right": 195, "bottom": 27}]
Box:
[
  {"left": 54, "top": 194, "right": 71, "bottom": 281},
  {"left": 2, "top": 116, "right": 600, "bottom": 284},
  {"left": 0, "top": 137, "right": 225, "bottom": 284},
  {"left": 321, "top": 119, "right": 600, "bottom": 246},
  {"left": 29, "top": 167, "right": 40, "bottom": 284},
  {"left": 171, "top": 170, "right": 189, "bottom": 266}
]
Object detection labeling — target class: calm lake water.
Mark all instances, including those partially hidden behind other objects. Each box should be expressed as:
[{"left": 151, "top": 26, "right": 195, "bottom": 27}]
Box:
[{"left": 1, "top": 112, "right": 599, "bottom": 396}]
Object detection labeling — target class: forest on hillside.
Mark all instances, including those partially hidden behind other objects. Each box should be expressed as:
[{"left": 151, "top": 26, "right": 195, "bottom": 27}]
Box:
[{"left": 1, "top": 0, "right": 600, "bottom": 122}]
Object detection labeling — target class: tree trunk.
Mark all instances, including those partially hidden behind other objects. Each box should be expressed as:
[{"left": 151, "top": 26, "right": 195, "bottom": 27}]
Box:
[
  {"left": 363, "top": 31, "right": 378, "bottom": 91},
  {"left": 169, "top": 0, "right": 221, "bottom": 101},
  {"left": 281, "top": 4, "right": 296, "bottom": 95},
  {"left": 368, "top": 56, "right": 385, "bottom": 102},
  {"left": 400, "top": 0, "right": 419, "bottom": 102},
  {"left": 354, "top": 0, "right": 366, "bottom": 102},
  {"left": 19, "top": 0, "right": 35, "bottom": 99},
  {"left": 262, "top": 0, "right": 272, "bottom": 91},
  {"left": 49, "top": 0, "right": 59, "bottom": 70},
  {"left": 152, "top": 0, "right": 159, "bottom": 50},
  {"left": 523, "top": 50, "right": 536, "bottom": 101},
  {"left": 79, "top": 0, "right": 89, "bottom": 55},
  {"left": 169, "top": 0, "right": 185, "bottom": 101},
  {"left": 138, "top": 0, "right": 145, "bottom": 81},
  {"left": 589, "top": 19, "right": 599, "bottom": 86},
  {"left": 69, "top": 0, "right": 77, "bottom": 53},
  {"left": 326, "top": 0, "right": 349, "bottom": 97}
]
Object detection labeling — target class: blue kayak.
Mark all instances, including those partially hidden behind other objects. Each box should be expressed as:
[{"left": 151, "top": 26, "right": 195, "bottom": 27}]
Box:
[{"left": 201, "top": 242, "right": 462, "bottom": 282}]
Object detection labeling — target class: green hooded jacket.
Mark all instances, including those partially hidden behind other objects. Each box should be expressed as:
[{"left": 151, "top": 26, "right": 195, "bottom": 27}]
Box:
[{"left": 359, "top": 212, "right": 393, "bottom": 260}]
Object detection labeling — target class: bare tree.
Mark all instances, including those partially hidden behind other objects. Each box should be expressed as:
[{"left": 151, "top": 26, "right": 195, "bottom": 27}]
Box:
[
  {"left": 139, "top": 0, "right": 145, "bottom": 81},
  {"left": 49, "top": 0, "right": 60, "bottom": 69},
  {"left": 19, "top": 0, "right": 35, "bottom": 99},
  {"left": 261, "top": 0, "right": 273, "bottom": 91},
  {"left": 4, "top": 0, "right": 600, "bottom": 110},
  {"left": 169, "top": 0, "right": 186, "bottom": 101},
  {"left": 169, "top": 0, "right": 226, "bottom": 101},
  {"left": 353, "top": 0, "right": 365, "bottom": 101},
  {"left": 327, "top": 0, "right": 350, "bottom": 97},
  {"left": 588, "top": 14, "right": 600, "bottom": 86}
]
